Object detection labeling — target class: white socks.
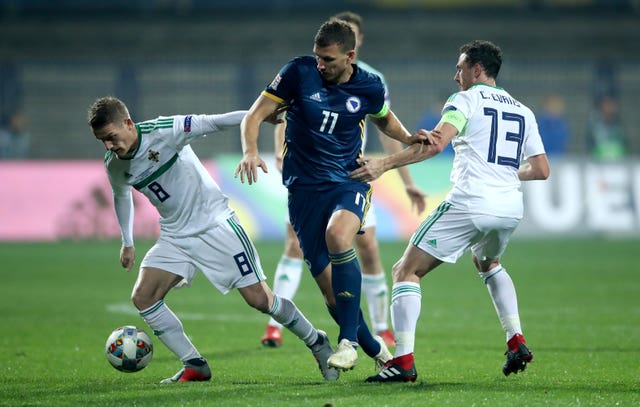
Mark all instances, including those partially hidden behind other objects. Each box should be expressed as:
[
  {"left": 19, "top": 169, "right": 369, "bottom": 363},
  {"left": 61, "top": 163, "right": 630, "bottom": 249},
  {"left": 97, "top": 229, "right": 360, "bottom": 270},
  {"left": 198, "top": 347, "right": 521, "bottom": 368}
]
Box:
[
  {"left": 362, "top": 273, "right": 389, "bottom": 333},
  {"left": 268, "top": 256, "right": 303, "bottom": 330},
  {"left": 480, "top": 265, "right": 522, "bottom": 341},
  {"left": 390, "top": 282, "right": 422, "bottom": 357},
  {"left": 139, "top": 300, "right": 201, "bottom": 362},
  {"left": 268, "top": 295, "right": 317, "bottom": 346}
]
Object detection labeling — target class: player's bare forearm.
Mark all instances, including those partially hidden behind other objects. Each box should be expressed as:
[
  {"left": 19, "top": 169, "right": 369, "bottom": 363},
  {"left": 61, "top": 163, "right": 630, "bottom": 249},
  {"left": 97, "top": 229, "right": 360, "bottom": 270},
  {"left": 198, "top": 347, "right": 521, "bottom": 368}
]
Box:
[
  {"left": 518, "top": 154, "right": 550, "bottom": 181},
  {"left": 235, "top": 96, "right": 280, "bottom": 184},
  {"left": 236, "top": 116, "right": 264, "bottom": 184},
  {"left": 382, "top": 142, "right": 435, "bottom": 171},
  {"left": 350, "top": 142, "right": 436, "bottom": 182},
  {"left": 371, "top": 111, "right": 415, "bottom": 145},
  {"left": 240, "top": 113, "right": 261, "bottom": 156},
  {"left": 274, "top": 119, "right": 286, "bottom": 173},
  {"left": 377, "top": 129, "right": 427, "bottom": 213}
]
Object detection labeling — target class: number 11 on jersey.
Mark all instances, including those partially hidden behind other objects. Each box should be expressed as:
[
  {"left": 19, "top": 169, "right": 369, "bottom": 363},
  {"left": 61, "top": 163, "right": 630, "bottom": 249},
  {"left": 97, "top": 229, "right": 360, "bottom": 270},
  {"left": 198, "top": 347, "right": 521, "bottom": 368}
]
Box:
[{"left": 320, "top": 110, "right": 339, "bottom": 134}]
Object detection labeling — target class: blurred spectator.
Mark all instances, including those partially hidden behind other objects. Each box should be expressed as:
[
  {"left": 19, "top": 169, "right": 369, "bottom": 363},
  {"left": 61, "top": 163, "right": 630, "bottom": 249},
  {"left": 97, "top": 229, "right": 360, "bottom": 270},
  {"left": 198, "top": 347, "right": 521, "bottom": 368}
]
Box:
[
  {"left": 586, "top": 94, "right": 627, "bottom": 160},
  {"left": 0, "top": 110, "right": 30, "bottom": 159},
  {"left": 537, "top": 94, "right": 570, "bottom": 156},
  {"left": 415, "top": 94, "right": 454, "bottom": 155}
]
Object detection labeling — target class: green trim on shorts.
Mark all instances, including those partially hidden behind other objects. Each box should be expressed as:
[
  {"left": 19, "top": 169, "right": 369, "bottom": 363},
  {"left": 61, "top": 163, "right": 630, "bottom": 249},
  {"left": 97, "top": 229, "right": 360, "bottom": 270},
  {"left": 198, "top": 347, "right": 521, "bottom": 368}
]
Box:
[
  {"left": 411, "top": 201, "right": 452, "bottom": 245},
  {"left": 226, "top": 217, "right": 264, "bottom": 280}
]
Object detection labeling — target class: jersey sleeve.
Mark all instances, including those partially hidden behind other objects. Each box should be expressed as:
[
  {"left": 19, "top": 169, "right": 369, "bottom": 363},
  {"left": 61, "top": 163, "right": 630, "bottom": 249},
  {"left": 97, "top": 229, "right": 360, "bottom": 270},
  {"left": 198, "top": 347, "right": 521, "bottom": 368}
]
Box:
[
  {"left": 523, "top": 115, "right": 546, "bottom": 159},
  {"left": 358, "top": 60, "right": 390, "bottom": 106},
  {"left": 367, "top": 76, "right": 388, "bottom": 117},
  {"left": 262, "top": 59, "right": 300, "bottom": 105},
  {"left": 444, "top": 92, "right": 473, "bottom": 119},
  {"left": 441, "top": 91, "right": 474, "bottom": 136},
  {"left": 106, "top": 164, "right": 134, "bottom": 247},
  {"left": 170, "top": 112, "right": 247, "bottom": 148}
]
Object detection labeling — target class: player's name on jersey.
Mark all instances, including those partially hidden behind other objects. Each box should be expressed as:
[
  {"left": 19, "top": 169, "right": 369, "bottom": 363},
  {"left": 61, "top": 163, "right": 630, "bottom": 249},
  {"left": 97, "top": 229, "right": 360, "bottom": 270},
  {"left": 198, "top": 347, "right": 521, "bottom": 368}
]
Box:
[{"left": 479, "top": 91, "right": 521, "bottom": 107}]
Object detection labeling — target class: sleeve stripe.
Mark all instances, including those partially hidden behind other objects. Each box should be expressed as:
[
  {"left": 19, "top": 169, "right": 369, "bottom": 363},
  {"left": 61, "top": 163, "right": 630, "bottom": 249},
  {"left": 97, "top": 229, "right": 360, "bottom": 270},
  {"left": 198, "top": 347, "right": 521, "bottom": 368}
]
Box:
[
  {"left": 369, "top": 101, "right": 389, "bottom": 119},
  {"left": 261, "top": 91, "right": 285, "bottom": 104}
]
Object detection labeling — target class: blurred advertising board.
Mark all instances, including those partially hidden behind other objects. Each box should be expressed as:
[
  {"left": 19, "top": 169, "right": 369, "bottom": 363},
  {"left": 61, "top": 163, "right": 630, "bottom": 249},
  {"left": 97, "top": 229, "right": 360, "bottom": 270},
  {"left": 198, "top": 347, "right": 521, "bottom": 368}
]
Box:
[{"left": 0, "top": 157, "right": 638, "bottom": 242}]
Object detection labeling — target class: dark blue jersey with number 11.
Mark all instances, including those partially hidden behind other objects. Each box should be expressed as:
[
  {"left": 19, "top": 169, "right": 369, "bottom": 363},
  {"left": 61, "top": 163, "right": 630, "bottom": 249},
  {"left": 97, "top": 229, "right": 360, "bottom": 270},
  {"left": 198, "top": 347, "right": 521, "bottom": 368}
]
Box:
[{"left": 262, "top": 56, "right": 388, "bottom": 190}]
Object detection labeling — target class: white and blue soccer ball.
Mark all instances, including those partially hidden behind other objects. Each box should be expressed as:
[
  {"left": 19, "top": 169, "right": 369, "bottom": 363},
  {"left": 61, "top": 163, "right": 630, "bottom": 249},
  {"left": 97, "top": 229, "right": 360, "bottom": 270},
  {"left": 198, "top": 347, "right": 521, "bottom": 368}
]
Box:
[{"left": 105, "top": 325, "right": 153, "bottom": 373}]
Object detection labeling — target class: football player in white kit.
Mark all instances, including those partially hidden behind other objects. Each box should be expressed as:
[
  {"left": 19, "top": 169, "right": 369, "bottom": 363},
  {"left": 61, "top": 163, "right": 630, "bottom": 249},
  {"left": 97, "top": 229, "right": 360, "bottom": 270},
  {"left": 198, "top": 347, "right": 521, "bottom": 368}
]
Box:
[
  {"left": 88, "top": 96, "right": 339, "bottom": 383},
  {"left": 350, "top": 40, "right": 550, "bottom": 382},
  {"left": 259, "top": 11, "right": 427, "bottom": 350}
]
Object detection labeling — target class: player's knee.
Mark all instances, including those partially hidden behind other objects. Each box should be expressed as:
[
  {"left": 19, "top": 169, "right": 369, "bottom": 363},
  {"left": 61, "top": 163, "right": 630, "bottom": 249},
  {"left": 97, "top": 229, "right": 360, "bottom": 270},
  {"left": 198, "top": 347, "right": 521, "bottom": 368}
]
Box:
[
  {"left": 473, "top": 255, "right": 499, "bottom": 273},
  {"left": 391, "top": 261, "right": 406, "bottom": 283},
  {"left": 131, "top": 290, "right": 152, "bottom": 311},
  {"left": 392, "top": 256, "right": 422, "bottom": 282},
  {"left": 325, "top": 230, "right": 351, "bottom": 253}
]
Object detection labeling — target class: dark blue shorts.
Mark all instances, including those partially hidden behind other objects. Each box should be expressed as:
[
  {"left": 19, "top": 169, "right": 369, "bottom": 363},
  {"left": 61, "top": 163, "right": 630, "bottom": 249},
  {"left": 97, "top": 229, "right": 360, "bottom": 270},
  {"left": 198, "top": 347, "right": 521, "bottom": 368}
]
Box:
[{"left": 288, "top": 183, "right": 372, "bottom": 277}]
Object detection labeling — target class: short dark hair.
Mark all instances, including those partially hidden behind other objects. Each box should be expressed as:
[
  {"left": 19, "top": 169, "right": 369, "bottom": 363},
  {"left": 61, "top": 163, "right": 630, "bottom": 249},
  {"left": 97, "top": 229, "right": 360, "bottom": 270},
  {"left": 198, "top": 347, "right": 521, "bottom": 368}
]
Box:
[
  {"left": 314, "top": 19, "right": 356, "bottom": 53},
  {"left": 87, "top": 96, "right": 129, "bottom": 129},
  {"left": 332, "top": 11, "right": 363, "bottom": 32},
  {"left": 459, "top": 40, "right": 503, "bottom": 79}
]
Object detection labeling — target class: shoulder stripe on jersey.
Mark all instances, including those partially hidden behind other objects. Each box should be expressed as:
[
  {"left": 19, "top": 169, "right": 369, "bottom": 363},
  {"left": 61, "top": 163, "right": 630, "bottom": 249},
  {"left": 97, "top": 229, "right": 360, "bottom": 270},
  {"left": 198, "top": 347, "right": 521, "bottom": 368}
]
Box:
[
  {"left": 261, "top": 90, "right": 286, "bottom": 104},
  {"left": 133, "top": 153, "right": 179, "bottom": 190},
  {"left": 139, "top": 119, "right": 173, "bottom": 127},
  {"left": 137, "top": 118, "right": 175, "bottom": 134}
]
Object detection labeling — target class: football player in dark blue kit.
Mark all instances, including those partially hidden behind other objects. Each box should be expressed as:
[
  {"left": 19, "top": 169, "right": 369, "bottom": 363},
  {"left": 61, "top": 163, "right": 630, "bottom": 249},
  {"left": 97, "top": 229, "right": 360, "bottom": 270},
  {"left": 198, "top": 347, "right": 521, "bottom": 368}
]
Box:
[{"left": 235, "top": 19, "right": 429, "bottom": 374}]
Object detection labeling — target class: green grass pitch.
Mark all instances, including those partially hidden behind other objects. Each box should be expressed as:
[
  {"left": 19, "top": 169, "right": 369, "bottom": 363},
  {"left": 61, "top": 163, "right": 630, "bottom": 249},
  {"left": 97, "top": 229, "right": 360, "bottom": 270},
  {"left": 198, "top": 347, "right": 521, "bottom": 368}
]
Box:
[{"left": 1, "top": 238, "right": 638, "bottom": 406}]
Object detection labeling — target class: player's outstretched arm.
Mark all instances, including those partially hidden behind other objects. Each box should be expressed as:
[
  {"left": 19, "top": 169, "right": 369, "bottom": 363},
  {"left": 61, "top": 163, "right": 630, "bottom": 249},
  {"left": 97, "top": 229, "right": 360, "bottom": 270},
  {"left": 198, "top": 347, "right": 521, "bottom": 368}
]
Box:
[
  {"left": 274, "top": 118, "right": 287, "bottom": 173},
  {"left": 370, "top": 110, "right": 415, "bottom": 145},
  {"left": 350, "top": 124, "right": 451, "bottom": 183},
  {"left": 378, "top": 131, "right": 427, "bottom": 214},
  {"left": 235, "top": 95, "right": 280, "bottom": 185}
]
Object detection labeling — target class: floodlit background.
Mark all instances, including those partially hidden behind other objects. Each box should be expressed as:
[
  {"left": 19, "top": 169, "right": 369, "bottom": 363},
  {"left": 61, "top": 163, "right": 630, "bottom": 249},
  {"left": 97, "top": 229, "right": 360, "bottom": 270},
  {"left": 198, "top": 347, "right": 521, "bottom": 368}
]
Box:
[{"left": 1, "top": 0, "right": 639, "bottom": 241}]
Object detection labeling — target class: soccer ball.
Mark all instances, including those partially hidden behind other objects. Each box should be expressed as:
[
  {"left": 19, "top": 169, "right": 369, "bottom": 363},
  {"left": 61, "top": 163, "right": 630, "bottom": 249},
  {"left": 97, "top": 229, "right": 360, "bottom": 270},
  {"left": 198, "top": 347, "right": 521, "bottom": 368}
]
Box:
[{"left": 105, "top": 325, "right": 153, "bottom": 373}]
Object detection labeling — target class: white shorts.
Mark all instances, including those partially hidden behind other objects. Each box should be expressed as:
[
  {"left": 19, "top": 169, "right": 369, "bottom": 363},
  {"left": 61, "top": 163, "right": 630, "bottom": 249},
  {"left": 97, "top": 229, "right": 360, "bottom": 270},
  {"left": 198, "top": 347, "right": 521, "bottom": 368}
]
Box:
[
  {"left": 141, "top": 214, "right": 266, "bottom": 295},
  {"left": 411, "top": 201, "right": 520, "bottom": 263},
  {"left": 285, "top": 201, "right": 378, "bottom": 229}
]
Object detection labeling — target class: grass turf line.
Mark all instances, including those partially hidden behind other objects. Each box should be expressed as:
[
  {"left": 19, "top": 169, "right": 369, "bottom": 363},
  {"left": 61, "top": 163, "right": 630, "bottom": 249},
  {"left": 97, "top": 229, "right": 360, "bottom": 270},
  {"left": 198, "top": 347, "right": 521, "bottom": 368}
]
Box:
[{"left": 0, "top": 238, "right": 638, "bottom": 406}]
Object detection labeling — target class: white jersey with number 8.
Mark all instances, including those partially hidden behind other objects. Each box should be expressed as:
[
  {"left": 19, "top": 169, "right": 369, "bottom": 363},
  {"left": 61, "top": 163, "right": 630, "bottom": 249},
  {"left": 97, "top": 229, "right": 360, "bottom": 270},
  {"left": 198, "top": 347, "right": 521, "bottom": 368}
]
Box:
[{"left": 105, "top": 114, "right": 234, "bottom": 239}]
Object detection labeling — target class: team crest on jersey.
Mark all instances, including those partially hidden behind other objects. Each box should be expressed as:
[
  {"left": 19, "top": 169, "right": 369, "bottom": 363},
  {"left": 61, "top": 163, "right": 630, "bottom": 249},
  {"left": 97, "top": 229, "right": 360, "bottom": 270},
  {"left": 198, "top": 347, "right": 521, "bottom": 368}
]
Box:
[
  {"left": 345, "top": 96, "right": 361, "bottom": 113},
  {"left": 269, "top": 74, "right": 282, "bottom": 91},
  {"left": 148, "top": 150, "right": 160, "bottom": 162}
]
